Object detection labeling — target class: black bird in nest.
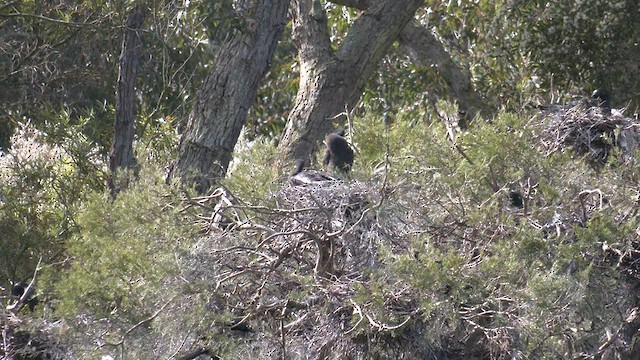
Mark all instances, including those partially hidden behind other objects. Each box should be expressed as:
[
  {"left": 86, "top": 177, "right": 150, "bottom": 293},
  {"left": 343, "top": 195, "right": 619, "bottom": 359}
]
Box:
[
  {"left": 9, "top": 281, "right": 39, "bottom": 312},
  {"left": 509, "top": 190, "right": 524, "bottom": 209},
  {"left": 591, "top": 88, "right": 611, "bottom": 111},
  {"left": 323, "top": 129, "right": 354, "bottom": 175}
]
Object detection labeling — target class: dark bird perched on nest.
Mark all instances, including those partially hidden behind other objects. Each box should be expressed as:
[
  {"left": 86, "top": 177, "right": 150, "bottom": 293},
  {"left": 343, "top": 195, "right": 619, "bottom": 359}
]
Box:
[
  {"left": 510, "top": 190, "right": 524, "bottom": 209},
  {"left": 289, "top": 159, "right": 337, "bottom": 186},
  {"left": 9, "top": 281, "right": 39, "bottom": 312},
  {"left": 323, "top": 129, "right": 354, "bottom": 175},
  {"left": 591, "top": 88, "right": 611, "bottom": 111}
]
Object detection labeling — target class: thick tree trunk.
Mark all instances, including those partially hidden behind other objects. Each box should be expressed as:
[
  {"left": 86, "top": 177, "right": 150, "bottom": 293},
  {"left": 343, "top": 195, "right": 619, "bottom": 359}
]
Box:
[
  {"left": 109, "top": 5, "right": 144, "bottom": 194},
  {"left": 276, "top": 0, "right": 423, "bottom": 170},
  {"left": 170, "top": 0, "right": 289, "bottom": 193}
]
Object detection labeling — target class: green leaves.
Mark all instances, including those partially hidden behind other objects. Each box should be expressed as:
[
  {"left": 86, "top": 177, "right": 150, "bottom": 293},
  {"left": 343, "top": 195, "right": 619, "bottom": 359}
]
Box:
[{"left": 54, "top": 165, "right": 193, "bottom": 321}]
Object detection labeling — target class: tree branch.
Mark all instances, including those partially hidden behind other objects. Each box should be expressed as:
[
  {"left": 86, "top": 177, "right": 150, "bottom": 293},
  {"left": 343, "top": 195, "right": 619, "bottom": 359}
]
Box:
[{"left": 0, "top": 11, "right": 101, "bottom": 28}]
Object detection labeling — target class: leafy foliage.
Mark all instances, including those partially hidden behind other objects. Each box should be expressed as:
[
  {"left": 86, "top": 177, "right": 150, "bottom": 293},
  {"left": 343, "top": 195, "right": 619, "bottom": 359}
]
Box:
[
  {"left": 0, "top": 122, "right": 100, "bottom": 289},
  {"left": 62, "top": 108, "right": 630, "bottom": 359},
  {"left": 54, "top": 166, "right": 194, "bottom": 322},
  {"left": 421, "top": 0, "right": 640, "bottom": 111},
  {"left": 512, "top": 0, "right": 640, "bottom": 105},
  {"left": 0, "top": 0, "right": 212, "bottom": 151},
  {"left": 2, "top": 1, "right": 640, "bottom": 359}
]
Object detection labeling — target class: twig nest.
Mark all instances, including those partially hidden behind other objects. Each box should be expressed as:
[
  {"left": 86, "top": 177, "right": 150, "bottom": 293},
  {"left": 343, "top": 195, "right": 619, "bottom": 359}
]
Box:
[{"left": 535, "top": 101, "right": 638, "bottom": 164}]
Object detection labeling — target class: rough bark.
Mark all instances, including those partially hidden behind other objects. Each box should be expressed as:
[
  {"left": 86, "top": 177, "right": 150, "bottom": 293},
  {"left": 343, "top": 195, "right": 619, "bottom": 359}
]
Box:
[
  {"left": 171, "top": 0, "right": 289, "bottom": 193},
  {"left": 109, "top": 5, "right": 144, "bottom": 192},
  {"left": 277, "top": 0, "right": 423, "bottom": 170}
]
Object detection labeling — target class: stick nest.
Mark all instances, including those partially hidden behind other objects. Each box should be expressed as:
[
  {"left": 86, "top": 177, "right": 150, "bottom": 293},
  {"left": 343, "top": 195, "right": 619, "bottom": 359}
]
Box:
[{"left": 535, "top": 102, "right": 639, "bottom": 164}]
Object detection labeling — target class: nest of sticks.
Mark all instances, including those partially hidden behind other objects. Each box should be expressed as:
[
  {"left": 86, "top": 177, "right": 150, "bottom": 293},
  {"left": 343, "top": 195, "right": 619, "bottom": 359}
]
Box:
[
  {"left": 274, "top": 179, "right": 379, "bottom": 276},
  {"left": 535, "top": 102, "right": 639, "bottom": 164}
]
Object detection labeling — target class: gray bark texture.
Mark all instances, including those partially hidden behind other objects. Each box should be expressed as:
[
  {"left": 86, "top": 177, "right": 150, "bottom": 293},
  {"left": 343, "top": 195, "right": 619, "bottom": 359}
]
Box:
[
  {"left": 109, "top": 5, "right": 144, "bottom": 179},
  {"left": 171, "top": 0, "right": 289, "bottom": 193},
  {"left": 276, "top": 0, "right": 423, "bottom": 170}
]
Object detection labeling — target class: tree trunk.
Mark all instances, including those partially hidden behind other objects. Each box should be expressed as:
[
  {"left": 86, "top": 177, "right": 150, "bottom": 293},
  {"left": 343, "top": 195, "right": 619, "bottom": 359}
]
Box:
[
  {"left": 397, "top": 23, "right": 488, "bottom": 127},
  {"left": 170, "top": 0, "right": 290, "bottom": 193},
  {"left": 330, "top": 0, "right": 487, "bottom": 124},
  {"left": 109, "top": 5, "right": 144, "bottom": 195},
  {"left": 276, "top": 0, "right": 423, "bottom": 170}
]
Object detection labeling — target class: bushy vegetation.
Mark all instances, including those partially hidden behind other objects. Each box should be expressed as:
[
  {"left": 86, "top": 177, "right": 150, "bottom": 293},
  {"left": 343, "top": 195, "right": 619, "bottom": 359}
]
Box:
[
  {"left": 0, "top": 123, "right": 100, "bottom": 286},
  {"left": 8, "top": 106, "right": 635, "bottom": 359},
  {"left": 342, "top": 110, "right": 640, "bottom": 358},
  {"left": 3, "top": 98, "right": 640, "bottom": 358},
  {"left": 2, "top": 1, "right": 640, "bottom": 359},
  {"left": 149, "top": 108, "right": 637, "bottom": 359}
]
